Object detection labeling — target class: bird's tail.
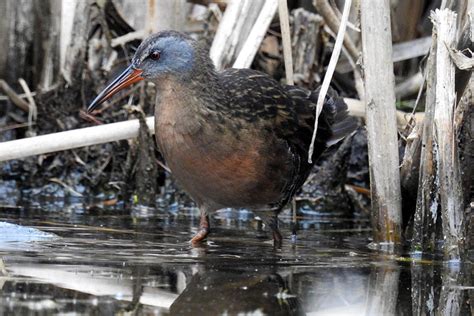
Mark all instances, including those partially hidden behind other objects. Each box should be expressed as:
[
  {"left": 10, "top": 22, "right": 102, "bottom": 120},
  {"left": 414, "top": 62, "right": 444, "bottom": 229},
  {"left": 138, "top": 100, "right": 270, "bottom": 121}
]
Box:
[{"left": 313, "top": 87, "right": 359, "bottom": 147}]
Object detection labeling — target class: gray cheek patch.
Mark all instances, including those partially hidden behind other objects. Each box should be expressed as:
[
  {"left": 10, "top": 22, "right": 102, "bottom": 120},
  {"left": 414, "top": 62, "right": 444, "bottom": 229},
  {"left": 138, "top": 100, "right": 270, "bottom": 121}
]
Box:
[{"left": 159, "top": 37, "right": 194, "bottom": 73}]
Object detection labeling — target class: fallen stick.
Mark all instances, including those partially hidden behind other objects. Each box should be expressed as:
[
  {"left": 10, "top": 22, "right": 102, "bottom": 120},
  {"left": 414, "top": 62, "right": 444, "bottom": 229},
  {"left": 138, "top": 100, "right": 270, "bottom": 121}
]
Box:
[
  {"left": 0, "top": 117, "right": 154, "bottom": 162},
  {"left": 395, "top": 72, "right": 424, "bottom": 99},
  {"left": 336, "top": 36, "right": 432, "bottom": 73},
  {"left": 0, "top": 79, "right": 30, "bottom": 112},
  {"left": 110, "top": 30, "right": 146, "bottom": 47},
  {"left": 0, "top": 91, "right": 37, "bottom": 101},
  {"left": 18, "top": 78, "right": 37, "bottom": 133},
  {"left": 392, "top": 36, "right": 432, "bottom": 63},
  {"left": 344, "top": 98, "right": 424, "bottom": 128}
]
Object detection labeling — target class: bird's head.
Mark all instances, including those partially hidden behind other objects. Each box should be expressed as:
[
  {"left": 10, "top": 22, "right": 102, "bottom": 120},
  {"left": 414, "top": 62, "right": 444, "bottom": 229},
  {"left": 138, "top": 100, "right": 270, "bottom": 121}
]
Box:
[{"left": 87, "top": 31, "right": 198, "bottom": 112}]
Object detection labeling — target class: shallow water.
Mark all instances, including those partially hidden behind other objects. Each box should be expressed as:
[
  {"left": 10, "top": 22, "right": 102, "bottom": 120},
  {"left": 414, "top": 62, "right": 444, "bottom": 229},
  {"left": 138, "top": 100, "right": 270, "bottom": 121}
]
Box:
[{"left": 0, "top": 203, "right": 472, "bottom": 315}]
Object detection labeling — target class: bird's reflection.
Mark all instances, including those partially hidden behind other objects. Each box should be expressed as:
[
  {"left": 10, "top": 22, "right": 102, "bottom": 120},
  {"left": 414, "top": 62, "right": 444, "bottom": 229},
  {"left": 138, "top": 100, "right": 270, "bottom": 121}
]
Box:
[
  {"left": 1, "top": 245, "right": 472, "bottom": 315},
  {"left": 169, "top": 268, "right": 304, "bottom": 316}
]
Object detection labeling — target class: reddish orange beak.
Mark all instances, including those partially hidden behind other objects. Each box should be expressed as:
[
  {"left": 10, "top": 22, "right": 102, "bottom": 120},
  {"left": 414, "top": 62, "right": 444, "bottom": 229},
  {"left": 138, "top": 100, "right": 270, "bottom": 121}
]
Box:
[{"left": 87, "top": 65, "right": 144, "bottom": 113}]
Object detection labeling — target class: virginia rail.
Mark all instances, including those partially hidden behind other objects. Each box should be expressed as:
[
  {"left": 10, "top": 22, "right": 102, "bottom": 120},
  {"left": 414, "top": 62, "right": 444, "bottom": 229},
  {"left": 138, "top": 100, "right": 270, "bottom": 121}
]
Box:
[{"left": 88, "top": 31, "right": 357, "bottom": 247}]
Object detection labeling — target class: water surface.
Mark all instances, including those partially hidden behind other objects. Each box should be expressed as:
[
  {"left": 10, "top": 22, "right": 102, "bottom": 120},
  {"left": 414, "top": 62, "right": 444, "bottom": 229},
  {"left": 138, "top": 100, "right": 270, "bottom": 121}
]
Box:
[{"left": 0, "top": 203, "right": 472, "bottom": 315}]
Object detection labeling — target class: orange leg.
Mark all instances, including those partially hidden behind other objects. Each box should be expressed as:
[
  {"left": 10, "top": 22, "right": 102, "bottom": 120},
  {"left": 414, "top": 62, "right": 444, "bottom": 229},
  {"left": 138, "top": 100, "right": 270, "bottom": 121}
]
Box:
[
  {"left": 190, "top": 212, "right": 210, "bottom": 244},
  {"left": 269, "top": 216, "right": 282, "bottom": 249}
]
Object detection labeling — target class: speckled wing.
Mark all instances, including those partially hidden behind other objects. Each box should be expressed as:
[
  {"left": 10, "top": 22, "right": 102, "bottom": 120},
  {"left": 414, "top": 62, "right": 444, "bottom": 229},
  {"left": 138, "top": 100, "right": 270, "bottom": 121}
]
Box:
[
  {"left": 219, "top": 68, "right": 354, "bottom": 160},
  {"left": 218, "top": 68, "right": 357, "bottom": 205}
]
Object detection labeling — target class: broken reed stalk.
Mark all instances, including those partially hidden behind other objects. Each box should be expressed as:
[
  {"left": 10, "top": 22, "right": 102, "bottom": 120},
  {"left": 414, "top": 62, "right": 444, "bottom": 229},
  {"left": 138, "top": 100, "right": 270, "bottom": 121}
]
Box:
[
  {"left": 308, "top": 0, "right": 352, "bottom": 163},
  {"left": 210, "top": 0, "right": 269, "bottom": 70},
  {"left": 291, "top": 9, "right": 323, "bottom": 85},
  {"left": 62, "top": 0, "right": 93, "bottom": 85},
  {"left": 278, "top": 0, "right": 294, "bottom": 85},
  {"left": 0, "top": 79, "right": 30, "bottom": 112},
  {"left": 18, "top": 78, "right": 38, "bottom": 136},
  {"left": 361, "top": 0, "right": 402, "bottom": 245},
  {"left": 412, "top": 22, "right": 439, "bottom": 253},
  {"left": 210, "top": 0, "right": 257, "bottom": 70},
  {"left": 431, "top": 9, "right": 464, "bottom": 261},
  {"left": 0, "top": 117, "right": 155, "bottom": 162},
  {"left": 233, "top": 0, "right": 278, "bottom": 68}
]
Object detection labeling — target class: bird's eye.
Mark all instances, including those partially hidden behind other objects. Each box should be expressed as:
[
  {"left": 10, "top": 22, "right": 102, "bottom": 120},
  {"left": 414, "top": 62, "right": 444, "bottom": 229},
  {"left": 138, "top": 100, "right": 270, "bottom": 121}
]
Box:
[{"left": 149, "top": 51, "right": 161, "bottom": 61}]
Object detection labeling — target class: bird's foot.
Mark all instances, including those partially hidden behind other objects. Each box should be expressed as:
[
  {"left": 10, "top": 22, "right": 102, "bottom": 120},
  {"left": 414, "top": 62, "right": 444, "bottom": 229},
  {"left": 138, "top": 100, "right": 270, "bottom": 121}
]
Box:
[
  {"left": 190, "top": 213, "right": 210, "bottom": 244},
  {"left": 190, "top": 227, "right": 209, "bottom": 244},
  {"left": 259, "top": 212, "right": 283, "bottom": 249}
]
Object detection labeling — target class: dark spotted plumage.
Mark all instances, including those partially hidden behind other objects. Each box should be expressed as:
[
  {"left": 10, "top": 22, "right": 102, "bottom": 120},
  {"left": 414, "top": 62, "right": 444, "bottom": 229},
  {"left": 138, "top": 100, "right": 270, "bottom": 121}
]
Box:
[
  {"left": 213, "top": 68, "right": 355, "bottom": 208},
  {"left": 88, "top": 31, "right": 358, "bottom": 247}
]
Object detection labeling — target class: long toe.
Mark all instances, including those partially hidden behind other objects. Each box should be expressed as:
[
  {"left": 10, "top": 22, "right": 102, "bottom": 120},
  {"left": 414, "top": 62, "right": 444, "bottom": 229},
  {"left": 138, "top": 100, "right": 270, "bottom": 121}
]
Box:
[{"left": 190, "top": 227, "right": 210, "bottom": 244}]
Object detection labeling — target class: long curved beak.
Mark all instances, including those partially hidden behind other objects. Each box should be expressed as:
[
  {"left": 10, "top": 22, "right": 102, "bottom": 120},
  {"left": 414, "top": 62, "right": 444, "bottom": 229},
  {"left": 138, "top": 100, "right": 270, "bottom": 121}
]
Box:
[{"left": 87, "top": 65, "right": 144, "bottom": 113}]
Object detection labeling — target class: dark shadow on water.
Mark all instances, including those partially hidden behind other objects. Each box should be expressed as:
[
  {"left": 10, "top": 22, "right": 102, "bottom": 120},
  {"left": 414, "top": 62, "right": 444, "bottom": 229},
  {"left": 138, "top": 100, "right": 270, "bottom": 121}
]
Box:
[{"left": 0, "top": 204, "right": 472, "bottom": 315}]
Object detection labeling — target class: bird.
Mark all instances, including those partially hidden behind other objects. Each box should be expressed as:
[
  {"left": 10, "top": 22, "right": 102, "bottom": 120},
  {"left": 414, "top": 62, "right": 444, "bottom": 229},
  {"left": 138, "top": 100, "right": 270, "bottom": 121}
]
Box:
[{"left": 88, "top": 31, "right": 357, "bottom": 247}]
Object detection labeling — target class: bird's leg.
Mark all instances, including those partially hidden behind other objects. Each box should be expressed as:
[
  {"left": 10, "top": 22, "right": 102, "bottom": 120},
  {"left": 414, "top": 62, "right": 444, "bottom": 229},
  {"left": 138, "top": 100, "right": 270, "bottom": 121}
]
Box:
[
  {"left": 260, "top": 211, "right": 282, "bottom": 248},
  {"left": 270, "top": 215, "right": 283, "bottom": 249},
  {"left": 290, "top": 197, "right": 298, "bottom": 243},
  {"left": 190, "top": 210, "right": 210, "bottom": 244}
]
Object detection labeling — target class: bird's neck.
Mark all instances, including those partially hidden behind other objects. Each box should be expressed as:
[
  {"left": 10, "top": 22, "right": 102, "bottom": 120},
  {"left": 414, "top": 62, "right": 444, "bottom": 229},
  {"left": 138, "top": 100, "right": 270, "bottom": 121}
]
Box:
[
  {"left": 154, "top": 74, "right": 227, "bottom": 140},
  {"left": 154, "top": 68, "right": 224, "bottom": 115}
]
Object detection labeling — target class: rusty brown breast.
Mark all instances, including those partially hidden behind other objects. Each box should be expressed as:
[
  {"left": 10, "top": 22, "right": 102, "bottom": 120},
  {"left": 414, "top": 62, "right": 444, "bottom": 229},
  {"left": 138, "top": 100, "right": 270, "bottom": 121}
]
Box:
[{"left": 154, "top": 80, "right": 295, "bottom": 211}]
